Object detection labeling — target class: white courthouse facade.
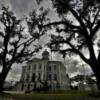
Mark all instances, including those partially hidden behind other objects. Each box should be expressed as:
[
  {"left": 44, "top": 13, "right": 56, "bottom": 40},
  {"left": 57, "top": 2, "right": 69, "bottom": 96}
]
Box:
[{"left": 16, "top": 50, "right": 70, "bottom": 92}]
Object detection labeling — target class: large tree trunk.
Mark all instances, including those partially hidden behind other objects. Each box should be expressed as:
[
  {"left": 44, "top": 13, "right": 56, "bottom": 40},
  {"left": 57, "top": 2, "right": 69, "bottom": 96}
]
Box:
[
  {"left": 0, "top": 73, "right": 7, "bottom": 92},
  {"left": 0, "top": 66, "right": 10, "bottom": 93},
  {"left": 94, "top": 69, "right": 100, "bottom": 93},
  {"left": 96, "top": 76, "right": 100, "bottom": 92},
  {"left": 90, "top": 62, "right": 100, "bottom": 93}
]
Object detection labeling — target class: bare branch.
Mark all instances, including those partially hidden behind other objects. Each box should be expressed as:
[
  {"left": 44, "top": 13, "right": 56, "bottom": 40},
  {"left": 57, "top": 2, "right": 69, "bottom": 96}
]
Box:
[
  {"left": 50, "top": 40, "right": 89, "bottom": 64},
  {"left": 0, "top": 32, "right": 5, "bottom": 38},
  {"left": 80, "top": 0, "right": 94, "bottom": 17},
  {"left": 92, "top": 21, "right": 100, "bottom": 38},
  {"left": 92, "top": 8, "right": 100, "bottom": 28},
  {"left": 42, "top": 21, "right": 80, "bottom": 29},
  {"left": 17, "top": 38, "right": 34, "bottom": 48}
]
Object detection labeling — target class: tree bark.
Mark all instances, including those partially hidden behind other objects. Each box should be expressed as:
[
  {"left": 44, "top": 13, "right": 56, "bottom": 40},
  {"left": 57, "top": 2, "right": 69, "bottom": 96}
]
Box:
[
  {"left": 96, "top": 76, "right": 100, "bottom": 93},
  {"left": 0, "top": 66, "right": 10, "bottom": 93},
  {"left": 0, "top": 73, "right": 7, "bottom": 92},
  {"left": 94, "top": 69, "right": 100, "bottom": 93},
  {"left": 90, "top": 62, "right": 100, "bottom": 93}
]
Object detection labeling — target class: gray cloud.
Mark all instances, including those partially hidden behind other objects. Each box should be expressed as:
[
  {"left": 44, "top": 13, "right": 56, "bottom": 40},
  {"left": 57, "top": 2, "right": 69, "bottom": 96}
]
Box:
[
  {"left": 0, "top": 0, "right": 10, "bottom": 8},
  {"left": 10, "top": 0, "right": 37, "bottom": 16},
  {"left": 0, "top": 0, "right": 93, "bottom": 82}
]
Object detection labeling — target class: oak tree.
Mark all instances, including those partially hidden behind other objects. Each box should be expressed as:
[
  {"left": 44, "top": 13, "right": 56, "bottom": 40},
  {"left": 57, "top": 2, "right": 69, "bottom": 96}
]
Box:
[
  {"left": 36, "top": 0, "right": 100, "bottom": 91},
  {"left": 0, "top": 6, "right": 41, "bottom": 92}
]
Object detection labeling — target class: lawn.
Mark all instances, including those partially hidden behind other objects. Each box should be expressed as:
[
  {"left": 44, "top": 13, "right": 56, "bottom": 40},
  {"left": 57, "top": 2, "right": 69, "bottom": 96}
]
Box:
[{"left": 0, "top": 91, "right": 100, "bottom": 100}]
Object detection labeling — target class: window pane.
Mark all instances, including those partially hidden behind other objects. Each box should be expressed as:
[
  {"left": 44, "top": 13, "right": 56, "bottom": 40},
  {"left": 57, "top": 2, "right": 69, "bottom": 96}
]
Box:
[
  {"left": 54, "top": 74, "right": 57, "bottom": 80},
  {"left": 54, "top": 65, "right": 56, "bottom": 70},
  {"left": 26, "top": 74, "right": 29, "bottom": 82},
  {"left": 48, "top": 66, "right": 51, "bottom": 71},
  {"left": 32, "top": 73, "right": 35, "bottom": 82},
  {"left": 38, "top": 73, "right": 41, "bottom": 81},
  {"left": 34, "top": 64, "right": 36, "bottom": 70},
  {"left": 48, "top": 74, "right": 52, "bottom": 81},
  {"left": 28, "top": 66, "right": 31, "bottom": 70},
  {"left": 39, "top": 64, "right": 41, "bottom": 69}
]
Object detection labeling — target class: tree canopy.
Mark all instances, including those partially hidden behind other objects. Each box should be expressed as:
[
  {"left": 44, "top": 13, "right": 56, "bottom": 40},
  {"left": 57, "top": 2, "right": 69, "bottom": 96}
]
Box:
[
  {"left": 0, "top": 6, "right": 42, "bottom": 92},
  {"left": 35, "top": 0, "right": 100, "bottom": 91}
]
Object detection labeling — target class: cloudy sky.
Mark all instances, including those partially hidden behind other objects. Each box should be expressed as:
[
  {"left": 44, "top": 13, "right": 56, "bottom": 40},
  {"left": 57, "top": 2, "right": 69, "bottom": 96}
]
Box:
[
  {"left": 0, "top": 0, "right": 93, "bottom": 82},
  {"left": 0, "top": 0, "right": 36, "bottom": 15},
  {"left": 0, "top": 0, "right": 62, "bottom": 82}
]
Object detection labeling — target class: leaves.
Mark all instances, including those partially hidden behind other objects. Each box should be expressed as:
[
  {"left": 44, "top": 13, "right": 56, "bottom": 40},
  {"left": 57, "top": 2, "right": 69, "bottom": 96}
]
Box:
[
  {"left": 51, "top": 0, "right": 73, "bottom": 15},
  {"left": 0, "top": 6, "right": 42, "bottom": 68},
  {"left": 36, "top": 0, "right": 43, "bottom": 5}
]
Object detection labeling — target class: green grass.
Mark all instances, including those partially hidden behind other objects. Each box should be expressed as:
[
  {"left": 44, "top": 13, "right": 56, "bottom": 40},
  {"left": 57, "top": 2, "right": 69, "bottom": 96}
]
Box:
[{"left": 0, "top": 91, "right": 100, "bottom": 100}]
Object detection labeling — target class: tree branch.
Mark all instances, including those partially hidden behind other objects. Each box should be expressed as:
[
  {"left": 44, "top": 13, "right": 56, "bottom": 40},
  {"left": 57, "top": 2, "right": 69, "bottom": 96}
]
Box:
[
  {"left": 50, "top": 40, "right": 89, "bottom": 64},
  {"left": 91, "top": 21, "right": 100, "bottom": 38},
  {"left": 0, "top": 32, "right": 5, "bottom": 38},
  {"left": 42, "top": 21, "right": 80, "bottom": 29},
  {"left": 17, "top": 37, "right": 35, "bottom": 48},
  {"left": 68, "top": 7, "right": 91, "bottom": 41},
  {"left": 98, "top": 51, "right": 100, "bottom": 62},
  {"left": 92, "top": 8, "right": 100, "bottom": 28},
  {"left": 80, "top": 0, "right": 94, "bottom": 17}
]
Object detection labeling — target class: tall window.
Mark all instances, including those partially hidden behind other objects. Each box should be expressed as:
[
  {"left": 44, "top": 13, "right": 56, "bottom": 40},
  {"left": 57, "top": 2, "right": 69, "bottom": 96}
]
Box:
[
  {"left": 48, "top": 66, "right": 51, "bottom": 71},
  {"left": 54, "top": 65, "right": 56, "bottom": 70},
  {"left": 38, "top": 73, "right": 41, "bottom": 81},
  {"left": 48, "top": 74, "right": 52, "bottom": 81},
  {"left": 28, "top": 65, "right": 31, "bottom": 70},
  {"left": 21, "top": 84, "right": 24, "bottom": 91},
  {"left": 26, "top": 74, "right": 29, "bottom": 82},
  {"left": 28, "top": 84, "right": 30, "bottom": 89},
  {"left": 54, "top": 74, "right": 57, "bottom": 80},
  {"left": 34, "top": 64, "right": 36, "bottom": 70},
  {"left": 32, "top": 73, "right": 35, "bottom": 82},
  {"left": 39, "top": 64, "right": 42, "bottom": 69}
]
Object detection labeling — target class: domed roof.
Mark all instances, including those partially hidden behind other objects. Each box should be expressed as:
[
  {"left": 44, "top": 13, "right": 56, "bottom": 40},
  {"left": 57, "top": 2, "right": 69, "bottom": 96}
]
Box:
[
  {"left": 42, "top": 49, "right": 49, "bottom": 55},
  {"left": 42, "top": 49, "right": 49, "bottom": 59}
]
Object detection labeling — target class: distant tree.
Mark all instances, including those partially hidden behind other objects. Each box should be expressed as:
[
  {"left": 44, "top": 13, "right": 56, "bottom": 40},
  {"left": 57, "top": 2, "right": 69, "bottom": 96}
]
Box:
[
  {"left": 35, "top": 0, "right": 100, "bottom": 92},
  {"left": 70, "top": 75, "right": 84, "bottom": 82},
  {"left": 0, "top": 6, "right": 41, "bottom": 92},
  {"left": 87, "top": 74, "right": 97, "bottom": 84}
]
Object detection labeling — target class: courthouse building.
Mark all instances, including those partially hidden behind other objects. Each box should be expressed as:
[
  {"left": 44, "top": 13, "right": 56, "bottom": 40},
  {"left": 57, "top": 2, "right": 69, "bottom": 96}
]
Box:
[{"left": 16, "top": 50, "right": 70, "bottom": 91}]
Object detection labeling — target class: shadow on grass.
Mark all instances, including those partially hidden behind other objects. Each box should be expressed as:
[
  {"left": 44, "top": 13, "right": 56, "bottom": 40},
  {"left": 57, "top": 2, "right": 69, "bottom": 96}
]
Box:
[{"left": 0, "top": 91, "right": 100, "bottom": 100}]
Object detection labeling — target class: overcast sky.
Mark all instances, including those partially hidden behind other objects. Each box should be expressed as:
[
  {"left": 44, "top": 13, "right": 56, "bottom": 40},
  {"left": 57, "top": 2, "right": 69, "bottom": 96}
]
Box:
[{"left": 0, "top": 0, "right": 93, "bottom": 82}]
